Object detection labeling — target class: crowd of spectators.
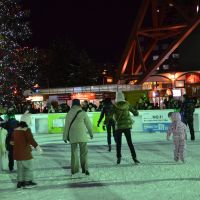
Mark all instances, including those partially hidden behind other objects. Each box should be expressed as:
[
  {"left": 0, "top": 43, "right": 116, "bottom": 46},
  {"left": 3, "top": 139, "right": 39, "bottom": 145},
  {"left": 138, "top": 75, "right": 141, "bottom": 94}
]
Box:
[{"left": 1, "top": 95, "right": 200, "bottom": 115}]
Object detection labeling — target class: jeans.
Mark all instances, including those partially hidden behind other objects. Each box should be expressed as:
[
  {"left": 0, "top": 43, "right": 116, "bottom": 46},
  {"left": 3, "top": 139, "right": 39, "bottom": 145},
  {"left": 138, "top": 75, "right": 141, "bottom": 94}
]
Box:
[
  {"left": 106, "top": 120, "right": 116, "bottom": 145},
  {"left": 182, "top": 117, "right": 195, "bottom": 139},
  {"left": 116, "top": 128, "right": 137, "bottom": 159}
]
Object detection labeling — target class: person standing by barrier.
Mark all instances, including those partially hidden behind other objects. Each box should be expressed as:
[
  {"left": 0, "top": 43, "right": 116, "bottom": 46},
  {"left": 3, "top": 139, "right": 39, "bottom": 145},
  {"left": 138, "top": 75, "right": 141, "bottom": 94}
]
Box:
[
  {"left": 180, "top": 94, "right": 196, "bottom": 141},
  {"left": 97, "top": 98, "right": 116, "bottom": 152},
  {"left": 4, "top": 109, "right": 19, "bottom": 171},
  {"left": 167, "top": 112, "right": 187, "bottom": 163},
  {"left": 63, "top": 99, "right": 93, "bottom": 176},
  {"left": 113, "top": 91, "right": 140, "bottom": 165},
  {"left": 11, "top": 120, "right": 43, "bottom": 189}
]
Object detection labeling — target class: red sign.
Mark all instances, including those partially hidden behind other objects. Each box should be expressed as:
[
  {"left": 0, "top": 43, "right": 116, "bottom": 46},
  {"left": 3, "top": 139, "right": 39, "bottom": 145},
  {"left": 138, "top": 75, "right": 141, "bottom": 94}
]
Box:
[
  {"left": 186, "top": 74, "right": 200, "bottom": 84},
  {"left": 71, "top": 93, "right": 96, "bottom": 100},
  {"left": 58, "top": 94, "right": 71, "bottom": 100}
]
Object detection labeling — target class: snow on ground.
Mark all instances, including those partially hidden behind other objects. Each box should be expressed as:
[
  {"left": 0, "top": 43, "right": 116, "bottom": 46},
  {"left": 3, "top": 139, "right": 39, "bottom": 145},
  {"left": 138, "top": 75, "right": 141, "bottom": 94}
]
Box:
[{"left": 1, "top": 132, "right": 200, "bottom": 200}]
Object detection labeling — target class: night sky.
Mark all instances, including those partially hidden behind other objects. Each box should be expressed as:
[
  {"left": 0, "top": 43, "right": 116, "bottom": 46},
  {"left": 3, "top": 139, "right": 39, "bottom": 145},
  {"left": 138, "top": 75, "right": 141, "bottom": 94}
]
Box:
[
  {"left": 23, "top": 0, "right": 140, "bottom": 64},
  {"left": 23, "top": 0, "right": 200, "bottom": 67}
]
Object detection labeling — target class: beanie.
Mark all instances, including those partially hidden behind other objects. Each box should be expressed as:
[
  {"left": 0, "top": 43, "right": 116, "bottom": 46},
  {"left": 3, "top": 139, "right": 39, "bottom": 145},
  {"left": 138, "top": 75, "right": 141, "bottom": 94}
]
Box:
[
  {"left": 20, "top": 113, "right": 31, "bottom": 126},
  {"left": 72, "top": 99, "right": 81, "bottom": 106},
  {"left": 115, "top": 91, "right": 125, "bottom": 102}
]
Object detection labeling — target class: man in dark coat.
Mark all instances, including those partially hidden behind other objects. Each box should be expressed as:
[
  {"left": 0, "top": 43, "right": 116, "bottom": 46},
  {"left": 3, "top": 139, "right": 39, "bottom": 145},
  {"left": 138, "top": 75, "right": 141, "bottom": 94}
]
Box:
[
  {"left": 4, "top": 111, "right": 19, "bottom": 171},
  {"left": 97, "top": 98, "right": 116, "bottom": 152},
  {"left": 180, "top": 94, "right": 196, "bottom": 141}
]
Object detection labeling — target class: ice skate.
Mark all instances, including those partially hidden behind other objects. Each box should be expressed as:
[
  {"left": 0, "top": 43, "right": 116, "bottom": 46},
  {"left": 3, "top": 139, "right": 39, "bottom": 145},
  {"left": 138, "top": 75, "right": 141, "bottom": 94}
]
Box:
[
  {"left": 24, "top": 181, "right": 37, "bottom": 189},
  {"left": 117, "top": 158, "right": 121, "bottom": 164},
  {"left": 133, "top": 158, "right": 140, "bottom": 164},
  {"left": 16, "top": 181, "right": 25, "bottom": 189}
]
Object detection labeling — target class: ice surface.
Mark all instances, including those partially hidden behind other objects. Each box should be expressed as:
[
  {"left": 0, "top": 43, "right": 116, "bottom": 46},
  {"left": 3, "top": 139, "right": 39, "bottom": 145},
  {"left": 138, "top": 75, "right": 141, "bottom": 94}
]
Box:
[{"left": 1, "top": 132, "right": 200, "bottom": 200}]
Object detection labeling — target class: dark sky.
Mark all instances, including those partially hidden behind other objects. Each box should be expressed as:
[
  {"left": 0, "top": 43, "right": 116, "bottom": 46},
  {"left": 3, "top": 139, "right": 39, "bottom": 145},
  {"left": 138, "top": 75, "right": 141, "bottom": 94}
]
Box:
[
  {"left": 23, "top": 0, "right": 200, "bottom": 67},
  {"left": 23, "top": 0, "right": 140, "bottom": 63}
]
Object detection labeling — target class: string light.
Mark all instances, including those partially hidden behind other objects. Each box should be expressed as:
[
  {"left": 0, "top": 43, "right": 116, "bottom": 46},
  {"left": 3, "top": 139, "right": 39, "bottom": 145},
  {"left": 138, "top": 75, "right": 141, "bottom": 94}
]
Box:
[{"left": 0, "top": 0, "right": 39, "bottom": 106}]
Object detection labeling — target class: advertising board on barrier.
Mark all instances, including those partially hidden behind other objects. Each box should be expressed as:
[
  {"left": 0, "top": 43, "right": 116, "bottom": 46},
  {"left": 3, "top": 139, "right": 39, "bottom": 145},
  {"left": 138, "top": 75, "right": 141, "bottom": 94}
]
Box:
[{"left": 142, "top": 111, "right": 171, "bottom": 132}]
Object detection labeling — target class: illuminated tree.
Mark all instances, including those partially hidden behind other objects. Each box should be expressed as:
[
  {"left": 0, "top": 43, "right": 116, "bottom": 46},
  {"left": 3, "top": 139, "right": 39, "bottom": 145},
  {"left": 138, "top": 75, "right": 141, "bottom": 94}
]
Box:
[{"left": 0, "top": 0, "right": 38, "bottom": 106}]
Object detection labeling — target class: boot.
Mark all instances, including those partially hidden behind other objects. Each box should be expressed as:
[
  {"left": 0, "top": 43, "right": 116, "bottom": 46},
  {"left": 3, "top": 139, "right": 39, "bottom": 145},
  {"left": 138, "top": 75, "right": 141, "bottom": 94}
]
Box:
[
  {"left": 17, "top": 181, "right": 25, "bottom": 189},
  {"left": 117, "top": 158, "right": 121, "bottom": 164},
  {"left": 191, "top": 135, "right": 195, "bottom": 141},
  {"left": 24, "top": 181, "right": 37, "bottom": 188},
  {"left": 133, "top": 158, "right": 140, "bottom": 164},
  {"left": 85, "top": 170, "right": 90, "bottom": 176},
  {"left": 108, "top": 145, "right": 111, "bottom": 152}
]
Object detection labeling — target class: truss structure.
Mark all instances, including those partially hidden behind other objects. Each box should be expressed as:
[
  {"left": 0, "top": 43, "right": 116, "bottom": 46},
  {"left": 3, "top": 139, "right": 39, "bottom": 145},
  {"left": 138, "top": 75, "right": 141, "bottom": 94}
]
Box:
[{"left": 117, "top": 0, "right": 200, "bottom": 84}]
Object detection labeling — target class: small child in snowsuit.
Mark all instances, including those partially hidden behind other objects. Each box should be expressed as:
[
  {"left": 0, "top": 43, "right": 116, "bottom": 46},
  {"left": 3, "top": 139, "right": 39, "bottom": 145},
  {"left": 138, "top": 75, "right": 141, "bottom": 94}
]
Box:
[{"left": 167, "top": 112, "right": 187, "bottom": 163}]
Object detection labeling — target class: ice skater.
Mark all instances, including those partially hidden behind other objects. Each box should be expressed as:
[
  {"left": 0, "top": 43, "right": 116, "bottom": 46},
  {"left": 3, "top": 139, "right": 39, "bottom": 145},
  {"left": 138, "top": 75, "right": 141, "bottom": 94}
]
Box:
[
  {"left": 167, "top": 112, "right": 187, "bottom": 163},
  {"left": 11, "top": 119, "right": 43, "bottom": 189},
  {"left": 63, "top": 99, "right": 93, "bottom": 176},
  {"left": 97, "top": 98, "right": 116, "bottom": 152},
  {"left": 113, "top": 91, "right": 140, "bottom": 165}
]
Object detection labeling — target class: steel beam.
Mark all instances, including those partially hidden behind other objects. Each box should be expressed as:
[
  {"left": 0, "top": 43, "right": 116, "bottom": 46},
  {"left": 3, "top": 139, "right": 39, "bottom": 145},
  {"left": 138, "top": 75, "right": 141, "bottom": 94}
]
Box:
[{"left": 137, "top": 17, "right": 200, "bottom": 84}]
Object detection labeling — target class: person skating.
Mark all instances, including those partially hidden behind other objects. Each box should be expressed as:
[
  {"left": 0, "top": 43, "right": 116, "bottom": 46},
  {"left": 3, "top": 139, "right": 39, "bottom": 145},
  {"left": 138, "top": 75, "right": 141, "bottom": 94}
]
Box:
[
  {"left": 167, "top": 112, "right": 187, "bottom": 163},
  {"left": 180, "top": 94, "right": 196, "bottom": 140},
  {"left": 63, "top": 99, "right": 93, "bottom": 176},
  {"left": 113, "top": 91, "right": 140, "bottom": 165},
  {"left": 4, "top": 109, "right": 19, "bottom": 171},
  {"left": 97, "top": 98, "right": 116, "bottom": 152},
  {"left": 11, "top": 120, "right": 43, "bottom": 189}
]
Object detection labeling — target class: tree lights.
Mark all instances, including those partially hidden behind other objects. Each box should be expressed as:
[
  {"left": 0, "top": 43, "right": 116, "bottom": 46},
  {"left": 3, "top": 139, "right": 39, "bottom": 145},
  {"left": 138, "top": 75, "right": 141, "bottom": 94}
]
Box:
[{"left": 0, "top": 0, "right": 38, "bottom": 106}]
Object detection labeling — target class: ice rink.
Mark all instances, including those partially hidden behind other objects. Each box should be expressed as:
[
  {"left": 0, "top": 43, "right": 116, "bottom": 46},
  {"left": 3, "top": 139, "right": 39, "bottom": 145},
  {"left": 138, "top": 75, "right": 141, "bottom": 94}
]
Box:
[{"left": 1, "top": 132, "right": 200, "bottom": 200}]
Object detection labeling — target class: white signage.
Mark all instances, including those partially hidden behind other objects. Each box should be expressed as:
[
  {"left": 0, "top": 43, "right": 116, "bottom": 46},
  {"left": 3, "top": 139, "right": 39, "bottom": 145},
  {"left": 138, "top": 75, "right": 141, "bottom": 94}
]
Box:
[{"left": 142, "top": 112, "right": 171, "bottom": 123}]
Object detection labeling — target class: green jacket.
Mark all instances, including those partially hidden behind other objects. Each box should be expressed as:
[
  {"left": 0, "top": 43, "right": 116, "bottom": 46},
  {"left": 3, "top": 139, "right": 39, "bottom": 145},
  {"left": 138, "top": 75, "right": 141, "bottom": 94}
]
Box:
[{"left": 113, "top": 101, "right": 138, "bottom": 130}]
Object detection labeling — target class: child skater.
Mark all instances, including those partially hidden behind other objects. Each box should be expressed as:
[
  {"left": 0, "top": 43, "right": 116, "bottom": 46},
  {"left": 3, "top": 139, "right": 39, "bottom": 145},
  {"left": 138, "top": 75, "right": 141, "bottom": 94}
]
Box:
[
  {"left": 11, "top": 120, "right": 43, "bottom": 189},
  {"left": 167, "top": 112, "right": 187, "bottom": 163}
]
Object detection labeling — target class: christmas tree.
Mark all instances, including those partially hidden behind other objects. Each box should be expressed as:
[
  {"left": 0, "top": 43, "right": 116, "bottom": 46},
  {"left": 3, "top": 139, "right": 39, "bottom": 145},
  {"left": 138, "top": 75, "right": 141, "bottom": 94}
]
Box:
[{"left": 0, "top": 0, "right": 38, "bottom": 107}]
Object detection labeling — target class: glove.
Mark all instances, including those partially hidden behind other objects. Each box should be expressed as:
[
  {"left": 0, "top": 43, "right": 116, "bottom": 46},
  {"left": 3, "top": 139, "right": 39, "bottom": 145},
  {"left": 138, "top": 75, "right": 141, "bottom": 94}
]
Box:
[
  {"left": 36, "top": 145, "right": 43, "bottom": 154},
  {"left": 97, "top": 123, "right": 100, "bottom": 127},
  {"left": 102, "top": 125, "right": 106, "bottom": 131}
]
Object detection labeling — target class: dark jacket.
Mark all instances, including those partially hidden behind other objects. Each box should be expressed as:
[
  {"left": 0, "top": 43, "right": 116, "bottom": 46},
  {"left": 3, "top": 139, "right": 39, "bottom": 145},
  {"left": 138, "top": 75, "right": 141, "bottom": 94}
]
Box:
[
  {"left": 180, "top": 98, "right": 195, "bottom": 118},
  {"left": 98, "top": 102, "right": 114, "bottom": 125},
  {"left": 4, "top": 118, "right": 19, "bottom": 151}
]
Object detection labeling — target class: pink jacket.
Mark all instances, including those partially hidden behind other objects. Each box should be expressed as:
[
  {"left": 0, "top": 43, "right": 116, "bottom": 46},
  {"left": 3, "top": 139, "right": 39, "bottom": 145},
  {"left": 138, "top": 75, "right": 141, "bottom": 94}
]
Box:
[{"left": 167, "top": 112, "right": 187, "bottom": 139}]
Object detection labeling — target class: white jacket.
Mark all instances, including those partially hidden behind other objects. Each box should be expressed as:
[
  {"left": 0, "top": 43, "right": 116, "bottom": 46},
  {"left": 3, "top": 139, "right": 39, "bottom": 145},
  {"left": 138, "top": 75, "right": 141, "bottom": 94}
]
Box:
[{"left": 63, "top": 106, "right": 93, "bottom": 143}]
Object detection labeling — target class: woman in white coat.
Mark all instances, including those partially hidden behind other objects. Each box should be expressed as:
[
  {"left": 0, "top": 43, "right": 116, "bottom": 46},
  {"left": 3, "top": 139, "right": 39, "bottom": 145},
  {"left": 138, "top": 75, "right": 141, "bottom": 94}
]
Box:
[{"left": 63, "top": 99, "right": 93, "bottom": 175}]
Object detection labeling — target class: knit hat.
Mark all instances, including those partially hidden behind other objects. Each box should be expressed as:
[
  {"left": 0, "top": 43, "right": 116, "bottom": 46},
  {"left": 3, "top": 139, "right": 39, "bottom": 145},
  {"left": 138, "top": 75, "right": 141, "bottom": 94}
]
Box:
[
  {"left": 115, "top": 91, "right": 125, "bottom": 102},
  {"left": 20, "top": 113, "right": 31, "bottom": 126},
  {"left": 72, "top": 99, "right": 81, "bottom": 106}
]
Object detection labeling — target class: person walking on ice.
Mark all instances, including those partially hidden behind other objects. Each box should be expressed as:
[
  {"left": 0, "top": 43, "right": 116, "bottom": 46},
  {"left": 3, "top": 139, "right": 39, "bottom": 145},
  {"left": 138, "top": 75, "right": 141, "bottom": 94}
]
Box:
[
  {"left": 167, "top": 112, "right": 187, "bottom": 163},
  {"left": 113, "top": 91, "right": 140, "bottom": 165},
  {"left": 63, "top": 99, "right": 93, "bottom": 176},
  {"left": 10, "top": 120, "right": 43, "bottom": 189}
]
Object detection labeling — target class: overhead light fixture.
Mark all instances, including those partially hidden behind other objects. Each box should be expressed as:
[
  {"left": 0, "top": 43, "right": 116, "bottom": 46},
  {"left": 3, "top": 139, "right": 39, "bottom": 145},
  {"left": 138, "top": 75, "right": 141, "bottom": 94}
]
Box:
[
  {"left": 197, "top": 4, "right": 199, "bottom": 13},
  {"left": 169, "top": 3, "right": 174, "bottom": 7}
]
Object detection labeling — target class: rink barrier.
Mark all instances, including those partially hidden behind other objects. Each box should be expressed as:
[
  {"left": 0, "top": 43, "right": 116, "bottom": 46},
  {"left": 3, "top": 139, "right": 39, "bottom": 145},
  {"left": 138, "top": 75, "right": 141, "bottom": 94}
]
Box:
[{"left": 1, "top": 108, "right": 199, "bottom": 134}]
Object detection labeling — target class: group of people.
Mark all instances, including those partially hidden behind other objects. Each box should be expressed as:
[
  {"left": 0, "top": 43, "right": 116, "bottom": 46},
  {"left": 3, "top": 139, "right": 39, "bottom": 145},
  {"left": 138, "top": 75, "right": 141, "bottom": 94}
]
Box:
[
  {"left": 0, "top": 91, "right": 197, "bottom": 190},
  {"left": 0, "top": 108, "right": 43, "bottom": 189},
  {"left": 63, "top": 91, "right": 141, "bottom": 177}
]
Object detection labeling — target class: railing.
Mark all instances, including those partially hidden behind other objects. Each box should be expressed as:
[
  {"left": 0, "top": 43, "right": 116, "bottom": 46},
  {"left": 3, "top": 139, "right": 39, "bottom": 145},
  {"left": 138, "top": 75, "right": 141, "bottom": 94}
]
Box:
[{"left": 39, "top": 84, "right": 142, "bottom": 95}]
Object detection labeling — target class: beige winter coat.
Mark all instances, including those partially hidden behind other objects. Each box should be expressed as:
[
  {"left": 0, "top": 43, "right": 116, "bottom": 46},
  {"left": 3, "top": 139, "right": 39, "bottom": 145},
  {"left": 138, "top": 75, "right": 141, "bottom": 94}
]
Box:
[{"left": 63, "top": 106, "right": 93, "bottom": 143}]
